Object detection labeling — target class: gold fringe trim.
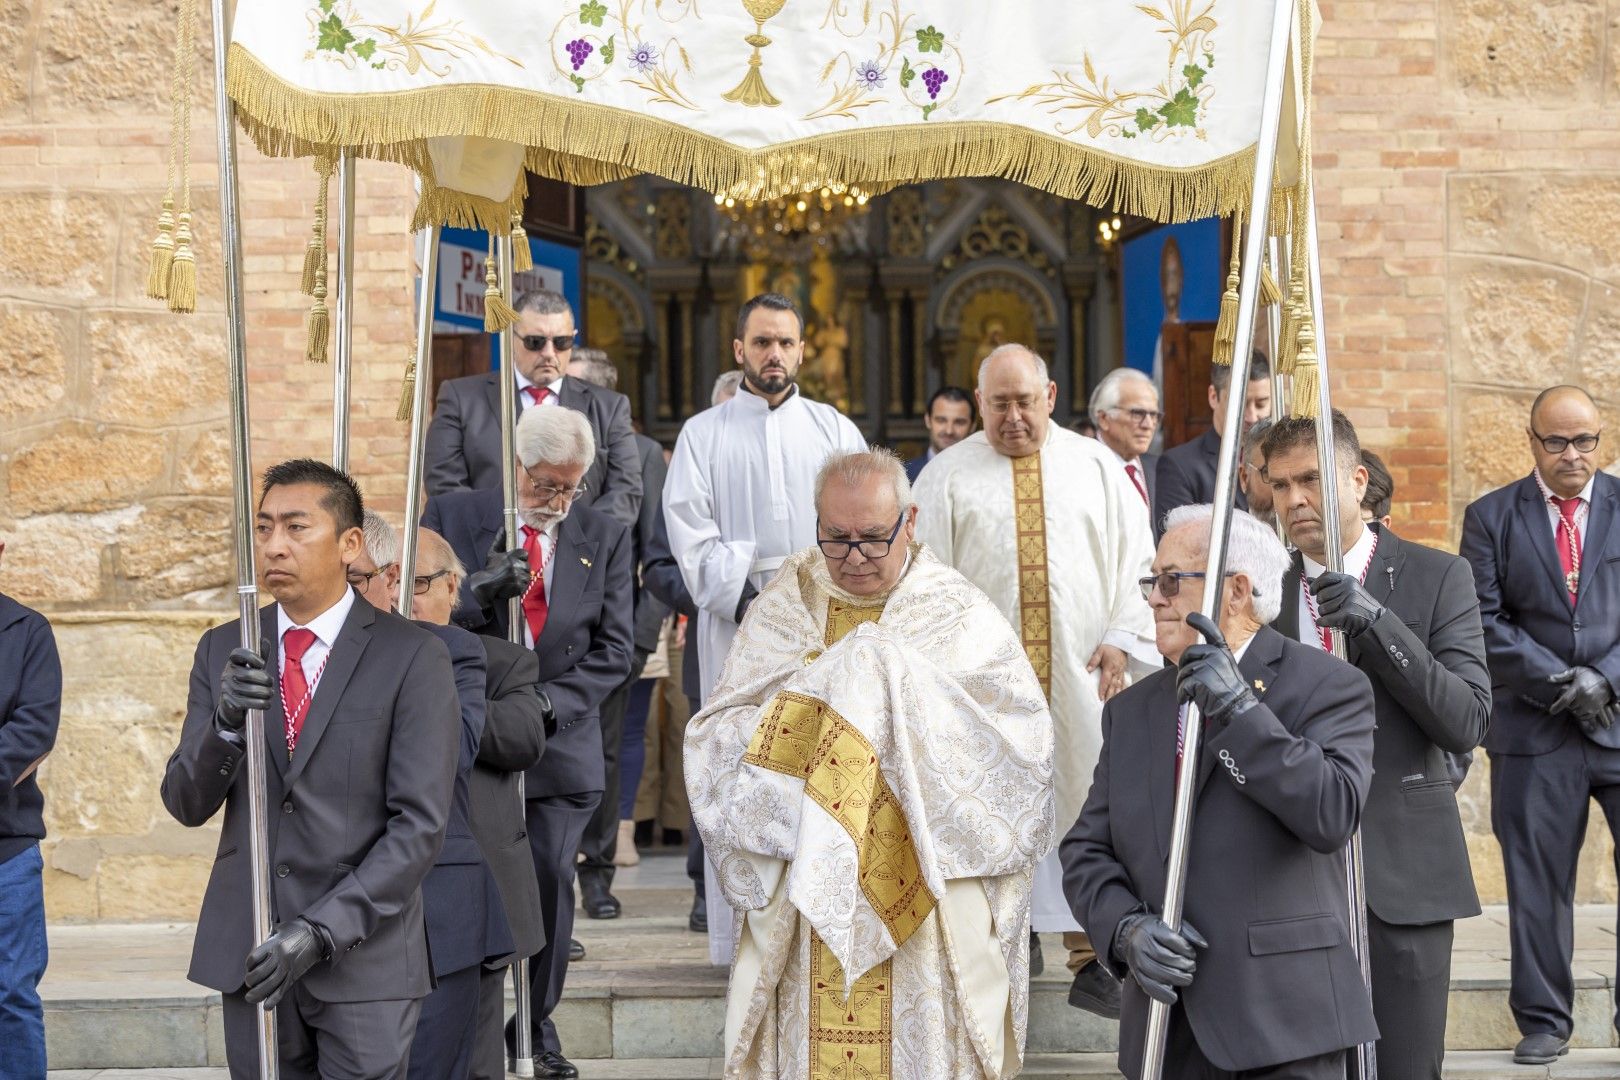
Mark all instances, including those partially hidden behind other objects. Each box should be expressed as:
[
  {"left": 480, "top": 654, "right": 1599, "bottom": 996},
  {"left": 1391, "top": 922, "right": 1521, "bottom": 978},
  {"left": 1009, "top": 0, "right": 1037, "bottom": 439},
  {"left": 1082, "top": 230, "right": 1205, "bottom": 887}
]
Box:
[
  {"left": 396, "top": 355, "right": 417, "bottom": 421},
  {"left": 225, "top": 44, "right": 1258, "bottom": 227}
]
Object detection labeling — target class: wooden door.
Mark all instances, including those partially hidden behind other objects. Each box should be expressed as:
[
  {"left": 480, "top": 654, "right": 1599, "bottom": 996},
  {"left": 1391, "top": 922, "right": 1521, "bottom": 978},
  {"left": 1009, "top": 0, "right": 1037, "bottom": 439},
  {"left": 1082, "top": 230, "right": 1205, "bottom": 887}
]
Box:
[{"left": 1161, "top": 320, "right": 1217, "bottom": 449}]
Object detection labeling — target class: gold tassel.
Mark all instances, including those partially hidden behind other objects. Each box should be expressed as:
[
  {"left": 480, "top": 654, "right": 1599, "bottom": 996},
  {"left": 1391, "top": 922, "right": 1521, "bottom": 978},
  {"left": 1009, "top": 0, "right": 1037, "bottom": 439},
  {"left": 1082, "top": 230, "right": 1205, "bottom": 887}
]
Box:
[
  {"left": 1260, "top": 264, "right": 1281, "bottom": 307},
  {"left": 1276, "top": 278, "right": 1306, "bottom": 375},
  {"left": 306, "top": 276, "right": 330, "bottom": 362},
  {"left": 510, "top": 212, "right": 533, "bottom": 273},
  {"left": 146, "top": 196, "right": 176, "bottom": 300},
  {"left": 1211, "top": 214, "right": 1241, "bottom": 366},
  {"left": 167, "top": 211, "right": 197, "bottom": 313},
  {"left": 483, "top": 237, "right": 518, "bottom": 333},
  {"left": 302, "top": 155, "right": 334, "bottom": 296},
  {"left": 1290, "top": 317, "right": 1320, "bottom": 418},
  {"left": 396, "top": 356, "right": 418, "bottom": 421}
]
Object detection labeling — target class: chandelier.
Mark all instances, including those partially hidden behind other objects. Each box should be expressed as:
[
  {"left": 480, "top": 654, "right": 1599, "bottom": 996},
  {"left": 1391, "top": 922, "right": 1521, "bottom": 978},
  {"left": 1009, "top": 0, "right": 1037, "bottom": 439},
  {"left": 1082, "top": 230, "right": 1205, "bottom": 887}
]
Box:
[{"left": 713, "top": 183, "right": 873, "bottom": 261}]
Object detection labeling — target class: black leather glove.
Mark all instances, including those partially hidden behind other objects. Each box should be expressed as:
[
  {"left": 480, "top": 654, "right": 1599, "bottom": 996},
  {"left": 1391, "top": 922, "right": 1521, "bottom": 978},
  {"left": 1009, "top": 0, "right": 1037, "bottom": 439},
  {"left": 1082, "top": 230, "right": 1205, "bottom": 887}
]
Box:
[
  {"left": 243, "top": 918, "right": 328, "bottom": 1008},
  {"left": 216, "top": 647, "right": 274, "bottom": 732},
  {"left": 1112, "top": 912, "right": 1207, "bottom": 1005},
  {"left": 1549, "top": 666, "right": 1613, "bottom": 723},
  {"left": 537, "top": 688, "right": 557, "bottom": 737},
  {"left": 1176, "top": 613, "right": 1258, "bottom": 725},
  {"left": 1309, "top": 571, "right": 1385, "bottom": 638},
  {"left": 467, "top": 531, "right": 532, "bottom": 610}
]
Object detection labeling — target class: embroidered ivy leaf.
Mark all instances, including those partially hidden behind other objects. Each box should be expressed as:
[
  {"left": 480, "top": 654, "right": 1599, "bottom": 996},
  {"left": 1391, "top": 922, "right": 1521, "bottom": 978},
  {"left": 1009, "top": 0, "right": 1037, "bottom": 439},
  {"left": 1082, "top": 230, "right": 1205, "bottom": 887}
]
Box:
[
  {"left": 354, "top": 38, "right": 377, "bottom": 61},
  {"left": 916, "top": 25, "right": 944, "bottom": 53},
  {"left": 1182, "top": 63, "right": 1205, "bottom": 88},
  {"left": 601, "top": 35, "right": 615, "bottom": 64},
  {"left": 316, "top": 14, "right": 355, "bottom": 54},
  {"left": 371, "top": 60, "right": 385, "bottom": 69},
  {"left": 579, "top": 0, "right": 608, "bottom": 26},
  {"left": 318, "top": 0, "right": 335, "bottom": 11},
  {"left": 1158, "top": 87, "right": 1199, "bottom": 128},
  {"left": 1134, "top": 106, "right": 1158, "bottom": 131},
  {"left": 1121, "top": 128, "right": 1137, "bottom": 139},
  {"left": 570, "top": 72, "right": 587, "bottom": 92},
  {"left": 921, "top": 102, "right": 937, "bottom": 120},
  {"left": 899, "top": 56, "right": 915, "bottom": 88}
]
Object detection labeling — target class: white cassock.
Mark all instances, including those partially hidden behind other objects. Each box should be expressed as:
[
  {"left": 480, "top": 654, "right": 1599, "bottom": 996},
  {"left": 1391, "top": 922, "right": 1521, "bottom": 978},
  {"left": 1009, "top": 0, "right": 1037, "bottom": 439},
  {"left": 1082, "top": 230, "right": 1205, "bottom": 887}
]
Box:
[
  {"left": 664, "top": 384, "right": 865, "bottom": 962},
  {"left": 913, "top": 425, "right": 1157, "bottom": 933},
  {"left": 685, "top": 545, "right": 1053, "bottom": 1078}
]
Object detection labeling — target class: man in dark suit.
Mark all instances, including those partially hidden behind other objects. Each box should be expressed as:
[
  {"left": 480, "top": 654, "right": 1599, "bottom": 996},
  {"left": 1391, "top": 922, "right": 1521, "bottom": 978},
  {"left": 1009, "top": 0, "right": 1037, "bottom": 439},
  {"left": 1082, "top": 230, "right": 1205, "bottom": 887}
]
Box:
[
  {"left": 905, "top": 386, "right": 975, "bottom": 483},
  {"left": 568, "top": 349, "right": 670, "bottom": 915},
  {"left": 1090, "top": 367, "right": 1161, "bottom": 532},
  {"left": 162, "top": 460, "right": 459, "bottom": 1080},
  {"left": 425, "top": 289, "right": 642, "bottom": 528},
  {"left": 423, "top": 407, "right": 634, "bottom": 1080},
  {"left": 1154, "top": 352, "right": 1272, "bottom": 539},
  {"left": 1264, "top": 412, "right": 1490, "bottom": 1080},
  {"left": 1460, "top": 384, "right": 1620, "bottom": 1065},
  {"left": 1063, "top": 503, "right": 1377, "bottom": 1079}
]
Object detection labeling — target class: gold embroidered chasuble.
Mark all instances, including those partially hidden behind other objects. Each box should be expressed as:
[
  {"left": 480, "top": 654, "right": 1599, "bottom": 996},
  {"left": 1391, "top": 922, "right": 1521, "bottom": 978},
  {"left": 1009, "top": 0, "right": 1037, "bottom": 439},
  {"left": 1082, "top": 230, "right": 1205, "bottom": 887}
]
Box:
[{"left": 685, "top": 545, "right": 1054, "bottom": 1079}]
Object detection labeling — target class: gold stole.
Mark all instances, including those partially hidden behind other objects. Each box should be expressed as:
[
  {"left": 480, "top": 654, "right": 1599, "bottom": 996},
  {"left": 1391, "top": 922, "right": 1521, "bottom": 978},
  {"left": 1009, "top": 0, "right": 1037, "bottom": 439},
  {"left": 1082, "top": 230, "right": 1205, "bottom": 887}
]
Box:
[
  {"left": 1012, "top": 452, "right": 1053, "bottom": 697},
  {"left": 742, "top": 598, "right": 930, "bottom": 1080}
]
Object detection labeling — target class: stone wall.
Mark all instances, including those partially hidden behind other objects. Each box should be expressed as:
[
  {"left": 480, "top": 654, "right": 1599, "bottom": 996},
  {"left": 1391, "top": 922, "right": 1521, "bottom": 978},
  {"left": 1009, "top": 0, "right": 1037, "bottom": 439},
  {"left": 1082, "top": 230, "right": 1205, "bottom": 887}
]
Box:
[{"left": 3, "top": 1, "right": 1618, "bottom": 919}]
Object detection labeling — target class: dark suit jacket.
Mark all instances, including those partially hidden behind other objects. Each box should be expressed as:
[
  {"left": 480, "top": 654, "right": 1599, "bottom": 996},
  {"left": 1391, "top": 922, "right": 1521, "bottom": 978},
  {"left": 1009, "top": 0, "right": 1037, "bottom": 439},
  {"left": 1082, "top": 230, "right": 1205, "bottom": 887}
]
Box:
[
  {"left": 904, "top": 452, "right": 930, "bottom": 485},
  {"left": 471, "top": 636, "right": 547, "bottom": 963},
  {"left": 422, "top": 488, "right": 633, "bottom": 798},
  {"left": 1062, "top": 627, "right": 1378, "bottom": 1076},
  {"left": 1276, "top": 525, "right": 1489, "bottom": 925},
  {"left": 1155, "top": 428, "right": 1246, "bottom": 540},
  {"left": 424, "top": 371, "right": 643, "bottom": 528},
  {"left": 1461, "top": 472, "right": 1620, "bottom": 755},
  {"left": 415, "top": 622, "right": 512, "bottom": 978},
  {"left": 632, "top": 433, "right": 672, "bottom": 656},
  {"left": 162, "top": 600, "right": 459, "bottom": 1001},
  {"left": 641, "top": 501, "right": 701, "bottom": 704},
  {"left": 0, "top": 594, "right": 61, "bottom": 863}
]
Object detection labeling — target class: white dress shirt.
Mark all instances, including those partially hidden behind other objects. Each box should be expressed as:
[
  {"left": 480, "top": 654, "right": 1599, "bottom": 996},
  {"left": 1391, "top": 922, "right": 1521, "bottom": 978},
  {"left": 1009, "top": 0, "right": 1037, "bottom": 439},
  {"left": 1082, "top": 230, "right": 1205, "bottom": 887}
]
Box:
[
  {"left": 1298, "top": 525, "right": 1379, "bottom": 652},
  {"left": 1100, "top": 442, "right": 1151, "bottom": 509},
  {"left": 515, "top": 368, "right": 564, "bottom": 415},
  {"left": 276, "top": 586, "right": 356, "bottom": 689}
]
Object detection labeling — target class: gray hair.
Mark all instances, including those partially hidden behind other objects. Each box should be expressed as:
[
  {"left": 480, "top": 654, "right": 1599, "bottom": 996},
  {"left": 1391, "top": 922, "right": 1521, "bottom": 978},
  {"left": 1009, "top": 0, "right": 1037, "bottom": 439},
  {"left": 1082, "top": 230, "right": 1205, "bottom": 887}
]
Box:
[
  {"left": 1243, "top": 417, "right": 1273, "bottom": 459},
  {"left": 515, "top": 405, "right": 597, "bottom": 472},
  {"left": 977, "top": 343, "right": 1050, "bottom": 389},
  {"left": 571, "top": 347, "right": 619, "bottom": 391},
  {"left": 814, "top": 448, "right": 912, "bottom": 517},
  {"left": 361, "top": 510, "right": 399, "bottom": 568},
  {"left": 711, "top": 370, "right": 744, "bottom": 406},
  {"left": 1161, "top": 504, "right": 1292, "bottom": 624},
  {"left": 1089, "top": 367, "right": 1158, "bottom": 425},
  {"left": 513, "top": 288, "right": 574, "bottom": 320}
]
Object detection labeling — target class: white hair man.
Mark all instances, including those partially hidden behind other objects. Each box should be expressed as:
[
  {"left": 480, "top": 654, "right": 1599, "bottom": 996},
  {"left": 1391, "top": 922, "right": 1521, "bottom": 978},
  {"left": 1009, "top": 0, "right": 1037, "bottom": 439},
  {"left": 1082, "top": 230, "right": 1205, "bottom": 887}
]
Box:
[
  {"left": 913, "top": 342, "right": 1157, "bottom": 1012},
  {"left": 663, "top": 292, "right": 866, "bottom": 965},
  {"left": 349, "top": 510, "right": 401, "bottom": 610},
  {"left": 1090, "top": 367, "right": 1162, "bottom": 525},
  {"left": 422, "top": 404, "right": 635, "bottom": 1079},
  {"left": 1062, "top": 504, "right": 1378, "bottom": 1080},
  {"left": 711, "top": 369, "right": 743, "bottom": 406},
  {"left": 686, "top": 448, "right": 1053, "bottom": 1079}
]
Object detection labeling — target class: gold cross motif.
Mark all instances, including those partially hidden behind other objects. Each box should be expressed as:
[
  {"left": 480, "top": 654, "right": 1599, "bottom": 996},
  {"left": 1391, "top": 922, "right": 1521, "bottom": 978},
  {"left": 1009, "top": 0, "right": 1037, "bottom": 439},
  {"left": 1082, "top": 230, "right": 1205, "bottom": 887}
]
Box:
[{"left": 1253, "top": 678, "right": 1266, "bottom": 692}]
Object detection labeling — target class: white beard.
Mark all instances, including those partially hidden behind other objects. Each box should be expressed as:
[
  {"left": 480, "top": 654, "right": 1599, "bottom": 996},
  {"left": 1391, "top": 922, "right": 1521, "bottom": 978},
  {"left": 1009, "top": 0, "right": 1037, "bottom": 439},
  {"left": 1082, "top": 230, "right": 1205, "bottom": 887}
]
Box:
[{"left": 519, "top": 506, "right": 567, "bottom": 532}]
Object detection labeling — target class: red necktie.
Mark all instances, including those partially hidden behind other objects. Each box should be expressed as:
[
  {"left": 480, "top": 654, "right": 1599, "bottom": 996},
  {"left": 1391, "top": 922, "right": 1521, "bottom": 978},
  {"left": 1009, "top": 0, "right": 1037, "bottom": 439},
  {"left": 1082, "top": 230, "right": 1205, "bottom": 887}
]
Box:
[
  {"left": 1555, "top": 495, "right": 1583, "bottom": 603},
  {"left": 525, "top": 385, "right": 552, "bottom": 407},
  {"left": 281, "top": 628, "right": 317, "bottom": 754},
  {"left": 1126, "top": 463, "right": 1149, "bottom": 507},
  {"left": 520, "top": 525, "right": 550, "bottom": 641}
]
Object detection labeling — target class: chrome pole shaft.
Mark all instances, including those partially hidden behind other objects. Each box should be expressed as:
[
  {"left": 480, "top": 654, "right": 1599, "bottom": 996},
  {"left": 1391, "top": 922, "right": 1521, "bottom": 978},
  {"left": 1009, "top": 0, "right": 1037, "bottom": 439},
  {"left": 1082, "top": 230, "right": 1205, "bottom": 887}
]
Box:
[
  {"left": 397, "top": 224, "right": 441, "bottom": 620},
  {"left": 332, "top": 150, "right": 356, "bottom": 471},
  {"left": 1140, "top": 0, "right": 1295, "bottom": 1075},
  {"left": 208, "top": 0, "right": 277, "bottom": 1074}
]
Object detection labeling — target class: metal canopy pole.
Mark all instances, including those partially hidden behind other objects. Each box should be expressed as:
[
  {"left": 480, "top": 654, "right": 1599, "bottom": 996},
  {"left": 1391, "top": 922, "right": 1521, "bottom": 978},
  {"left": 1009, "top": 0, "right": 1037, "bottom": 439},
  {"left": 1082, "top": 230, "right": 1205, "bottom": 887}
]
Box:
[
  {"left": 1139, "top": 0, "right": 1295, "bottom": 1075},
  {"left": 1303, "top": 182, "right": 1378, "bottom": 1080},
  {"left": 498, "top": 234, "right": 535, "bottom": 1079},
  {"left": 208, "top": 0, "right": 277, "bottom": 1073},
  {"left": 397, "top": 224, "right": 441, "bottom": 620},
  {"left": 332, "top": 150, "right": 357, "bottom": 471}
]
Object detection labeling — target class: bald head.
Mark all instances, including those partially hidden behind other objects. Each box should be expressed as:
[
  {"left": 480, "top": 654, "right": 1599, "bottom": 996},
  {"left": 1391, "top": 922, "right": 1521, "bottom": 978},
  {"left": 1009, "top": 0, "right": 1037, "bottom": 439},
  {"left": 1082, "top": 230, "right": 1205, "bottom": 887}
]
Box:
[
  {"left": 1531, "top": 385, "right": 1598, "bottom": 428},
  {"left": 411, "top": 528, "right": 466, "bottom": 625},
  {"left": 1528, "top": 384, "right": 1603, "bottom": 499},
  {"left": 976, "top": 343, "right": 1056, "bottom": 458}
]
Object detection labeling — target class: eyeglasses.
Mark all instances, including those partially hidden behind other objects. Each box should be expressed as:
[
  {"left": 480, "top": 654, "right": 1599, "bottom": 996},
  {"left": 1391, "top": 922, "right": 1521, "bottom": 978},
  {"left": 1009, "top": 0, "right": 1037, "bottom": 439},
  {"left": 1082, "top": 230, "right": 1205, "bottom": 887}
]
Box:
[
  {"left": 1110, "top": 407, "right": 1162, "bottom": 426},
  {"left": 346, "top": 563, "right": 393, "bottom": 588},
  {"left": 1138, "top": 570, "right": 1239, "bottom": 601},
  {"left": 1530, "top": 429, "right": 1601, "bottom": 454},
  {"left": 519, "top": 334, "right": 576, "bottom": 355},
  {"left": 817, "top": 513, "right": 905, "bottom": 561},
  {"left": 522, "top": 466, "right": 588, "bottom": 504},
  {"left": 984, "top": 396, "right": 1042, "bottom": 416},
  {"left": 410, "top": 569, "right": 451, "bottom": 596}
]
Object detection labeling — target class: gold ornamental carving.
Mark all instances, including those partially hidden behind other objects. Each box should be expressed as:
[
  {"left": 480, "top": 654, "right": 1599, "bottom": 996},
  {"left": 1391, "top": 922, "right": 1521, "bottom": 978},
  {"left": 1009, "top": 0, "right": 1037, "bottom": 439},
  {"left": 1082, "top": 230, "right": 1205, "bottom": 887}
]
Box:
[{"left": 723, "top": 0, "right": 788, "bottom": 108}]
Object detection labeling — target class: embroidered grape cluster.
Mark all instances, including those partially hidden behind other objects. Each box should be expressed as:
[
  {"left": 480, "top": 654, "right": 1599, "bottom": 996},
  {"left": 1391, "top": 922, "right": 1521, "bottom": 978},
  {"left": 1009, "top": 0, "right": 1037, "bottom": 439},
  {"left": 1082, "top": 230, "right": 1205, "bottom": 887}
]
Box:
[
  {"left": 921, "top": 67, "right": 948, "bottom": 99},
  {"left": 565, "top": 38, "right": 594, "bottom": 71}
]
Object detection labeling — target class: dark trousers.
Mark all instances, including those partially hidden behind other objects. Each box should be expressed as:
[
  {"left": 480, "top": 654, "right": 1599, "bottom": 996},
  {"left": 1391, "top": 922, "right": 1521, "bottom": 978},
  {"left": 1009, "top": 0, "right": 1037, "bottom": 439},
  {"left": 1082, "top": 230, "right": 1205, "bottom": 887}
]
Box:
[
  {"left": 1491, "top": 738, "right": 1620, "bottom": 1039},
  {"left": 471, "top": 964, "right": 511, "bottom": 1080},
  {"left": 1162, "top": 1003, "right": 1345, "bottom": 1080},
  {"left": 1367, "top": 913, "right": 1452, "bottom": 1080},
  {"left": 619, "top": 678, "right": 656, "bottom": 819},
  {"left": 405, "top": 963, "right": 480, "bottom": 1080},
  {"left": 521, "top": 790, "right": 601, "bottom": 1053},
  {"left": 579, "top": 650, "right": 648, "bottom": 877},
  {"left": 0, "top": 845, "right": 46, "bottom": 1080},
  {"left": 221, "top": 985, "right": 422, "bottom": 1080}
]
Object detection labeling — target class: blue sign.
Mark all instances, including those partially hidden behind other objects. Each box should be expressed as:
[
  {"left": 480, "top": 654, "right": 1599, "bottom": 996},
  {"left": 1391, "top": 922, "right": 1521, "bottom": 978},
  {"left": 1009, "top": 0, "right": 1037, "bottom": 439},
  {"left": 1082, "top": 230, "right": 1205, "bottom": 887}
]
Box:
[{"left": 433, "top": 226, "right": 583, "bottom": 369}]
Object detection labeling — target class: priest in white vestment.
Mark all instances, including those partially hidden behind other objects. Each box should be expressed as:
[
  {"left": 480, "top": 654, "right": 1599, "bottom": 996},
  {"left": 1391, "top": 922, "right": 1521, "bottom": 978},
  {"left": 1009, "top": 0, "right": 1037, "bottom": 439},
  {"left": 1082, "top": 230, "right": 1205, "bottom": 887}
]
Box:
[
  {"left": 665, "top": 293, "right": 865, "bottom": 962},
  {"left": 686, "top": 449, "right": 1054, "bottom": 1079},
  {"left": 913, "top": 344, "right": 1157, "bottom": 1018}
]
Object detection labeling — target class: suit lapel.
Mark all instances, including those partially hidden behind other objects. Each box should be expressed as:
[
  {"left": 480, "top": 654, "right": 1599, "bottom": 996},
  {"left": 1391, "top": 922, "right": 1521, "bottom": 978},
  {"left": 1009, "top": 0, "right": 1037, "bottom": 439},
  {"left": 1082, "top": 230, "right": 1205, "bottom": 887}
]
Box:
[
  {"left": 481, "top": 371, "right": 506, "bottom": 428},
  {"left": 285, "top": 600, "right": 376, "bottom": 787},
  {"left": 1147, "top": 674, "right": 1179, "bottom": 863},
  {"left": 1515, "top": 479, "right": 1571, "bottom": 611},
  {"left": 1576, "top": 478, "right": 1616, "bottom": 610},
  {"left": 1345, "top": 526, "right": 1402, "bottom": 665},
  {"left": 533, "top": 515, "right": 597, "bottom": 655},
  {"left": 263, "top": 605, "right": 291, "bottom": 777},
  {"left": 1277, "top": 553, "right": 1303, "bottom": 643},
  {"left": 558, "top": 376, "right": 586, "bottom": 414}
]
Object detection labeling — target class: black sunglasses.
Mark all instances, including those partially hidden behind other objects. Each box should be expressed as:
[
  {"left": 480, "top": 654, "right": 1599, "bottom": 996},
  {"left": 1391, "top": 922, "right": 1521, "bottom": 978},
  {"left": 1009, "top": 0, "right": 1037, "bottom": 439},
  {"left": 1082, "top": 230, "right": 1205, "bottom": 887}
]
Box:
[
  {"left": 519, "top": 334, "right": 576, "bottom": 354},
  {"left": 1138, "top": 570, "right": 1241, "bottom": 601}
]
